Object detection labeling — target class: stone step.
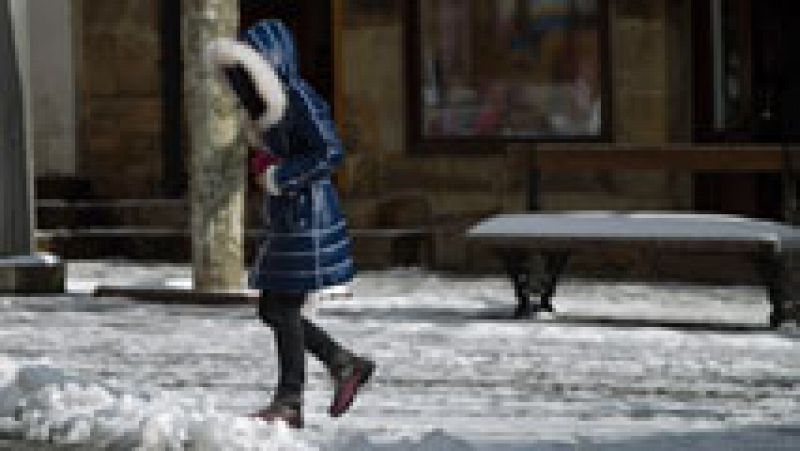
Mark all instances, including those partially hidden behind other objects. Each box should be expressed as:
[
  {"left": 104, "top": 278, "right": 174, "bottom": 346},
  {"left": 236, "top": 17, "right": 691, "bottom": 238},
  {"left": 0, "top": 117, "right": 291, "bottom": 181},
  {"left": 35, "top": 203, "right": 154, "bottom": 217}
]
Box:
[
  {"left": 35, "top": 176, "right": 95, "bottom": 200},
  {"left": 36, "top": 228, "right": 264, "bottom": 262},
  {"left": 35, "top": 228, "right": 430, "bottom": 268},
  {"left": 36, "top": 228, "right": 194, "bottom": 262},
  {"left": 36, "top": 199, "right": 189, "bottom": 229}
]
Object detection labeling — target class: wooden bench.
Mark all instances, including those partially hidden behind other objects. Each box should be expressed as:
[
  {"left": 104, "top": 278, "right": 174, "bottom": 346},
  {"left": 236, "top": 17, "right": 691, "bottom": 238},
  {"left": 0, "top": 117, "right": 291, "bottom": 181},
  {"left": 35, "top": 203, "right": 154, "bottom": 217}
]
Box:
[
  {"left": 528, "top": 144, "right": 799, "bottom": 222},
  {"left": 466, "top": 212, "right": 800, "bottom": 327}
]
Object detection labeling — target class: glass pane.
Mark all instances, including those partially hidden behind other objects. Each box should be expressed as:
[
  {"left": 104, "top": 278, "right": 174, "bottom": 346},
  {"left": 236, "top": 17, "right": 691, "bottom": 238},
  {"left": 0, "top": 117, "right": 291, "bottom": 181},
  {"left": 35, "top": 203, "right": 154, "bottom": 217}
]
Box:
[
  {"left": 711, "top": 0, "right": 750, "bottom": 131},
  {"left": 419, "top": 0, "right": 603, "bottom": 138}
]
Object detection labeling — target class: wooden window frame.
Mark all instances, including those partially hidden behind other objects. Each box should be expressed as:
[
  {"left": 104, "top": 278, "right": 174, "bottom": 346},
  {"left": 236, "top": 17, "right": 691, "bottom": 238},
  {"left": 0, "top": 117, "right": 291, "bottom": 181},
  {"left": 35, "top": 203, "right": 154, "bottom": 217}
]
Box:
[{"left": 404, "top": 0, "right": 613, "bottom": 154}]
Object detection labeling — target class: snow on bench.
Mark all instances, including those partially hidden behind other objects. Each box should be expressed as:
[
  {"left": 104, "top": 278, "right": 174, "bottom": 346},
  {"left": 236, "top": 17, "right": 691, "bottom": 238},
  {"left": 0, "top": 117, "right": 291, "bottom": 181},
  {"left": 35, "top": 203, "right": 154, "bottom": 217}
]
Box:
[{"left": 466, "top": 212, "right": 800, "bottom": 327}]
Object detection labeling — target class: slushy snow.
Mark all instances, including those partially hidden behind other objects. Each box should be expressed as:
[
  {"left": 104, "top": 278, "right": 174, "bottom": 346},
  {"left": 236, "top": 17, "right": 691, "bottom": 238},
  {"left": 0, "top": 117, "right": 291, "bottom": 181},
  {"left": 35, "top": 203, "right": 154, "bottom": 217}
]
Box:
[{"left": 0, "top": 262, "right": 797, "bottom": 450}]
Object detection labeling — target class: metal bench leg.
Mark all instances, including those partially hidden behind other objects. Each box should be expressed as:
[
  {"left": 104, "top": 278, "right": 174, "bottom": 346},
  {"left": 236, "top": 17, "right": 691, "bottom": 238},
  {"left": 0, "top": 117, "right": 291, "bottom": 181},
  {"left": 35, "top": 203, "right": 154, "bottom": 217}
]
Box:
[
  {"left": 755, "top": 255, "right": 785, "bottom": 328},
  {"left": 501, "top": 251, "right": 570, "bottom": 318},
  {"left": 538, "top": 251, "right": 571, "bottom": 313},
  {"left": 502, "top": 252, "right": 535, "bottom": 318}
]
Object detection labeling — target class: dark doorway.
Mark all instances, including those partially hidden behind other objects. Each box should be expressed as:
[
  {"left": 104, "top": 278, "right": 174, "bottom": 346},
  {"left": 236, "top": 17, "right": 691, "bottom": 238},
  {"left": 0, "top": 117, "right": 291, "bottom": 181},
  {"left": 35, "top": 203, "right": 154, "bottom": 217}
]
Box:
[
  {"left": 239, "top": 0, "right": 334, "bottom": 103},
  {"left": 692, "top": 0, "right": 800, "bottom": 220},
  {"left": 161, "top": 1, "right": 186, "bottom": 198}
]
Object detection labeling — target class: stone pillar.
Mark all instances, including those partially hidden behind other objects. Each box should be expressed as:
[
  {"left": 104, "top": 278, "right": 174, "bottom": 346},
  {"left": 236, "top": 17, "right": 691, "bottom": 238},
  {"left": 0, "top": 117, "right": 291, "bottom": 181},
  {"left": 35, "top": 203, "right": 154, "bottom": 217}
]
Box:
[
  {"left": 0, "top": 0, "right": 64, "bottom": 293},
  {"left": 28, "top": 0, "right": 77, "bottom": 176},
  {"left": 611, "top": 0, "right": 669, "bottom": 144},
  {"left": 182, "top": 0, "right": 246, "bottom": 291},
  {"left": 0, "top": 0, "right": 32, "bottom": 256}
]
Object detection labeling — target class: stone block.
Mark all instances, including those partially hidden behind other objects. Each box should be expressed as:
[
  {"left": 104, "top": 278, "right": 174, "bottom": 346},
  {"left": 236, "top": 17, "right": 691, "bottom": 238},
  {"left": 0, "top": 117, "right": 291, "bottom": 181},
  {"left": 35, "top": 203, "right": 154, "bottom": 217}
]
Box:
[
  {"left": 541, "top": 172, "right": 610, "bottom": 192},
  {"left": 351, "top": 234, "right": 394, "bottom": 269},
  {"left": 614, "top": 91, "right": 668, "bottom": 143},
  {"left": 614, "top": 36, "right": 666, "bottom": 91},
  {"left": 540, "top": 192, "right": 674, "bottom": 211},
  {"left": 373, "top": 194, "right": 432, "bottom": 228},
  {"left": 428, "top": 193, "right": 502, "bottom": 218},
  {"left": 119, "top": 135, "right": 161, "bottom": 158},
  {"left": 0, "top": 255, "right": 65, "bottom": 294},
  {"left": 86, "top": 99, "right": 124, "bottom": 130},
  {"left": 82, "top": 0, "right": 157, "bottom": 33},
  {"left": 116, "top": 58, "right": 160, "bottom": 96},
  {"left": 341, "top": 196, "right": 379, "bottom": 228},
  {"left": 612, "top": 172, "right": 672, "bottom": 197},
  {"left": 500, "top": 191, "right": 527, "bottom": 212},
  {"left": 84, "top": 60, "right": 118, "bottom": 96},
  {"left": 85, "top": 131, "right": 121, "bottom": 156},
  {"left": 82, "top": 34, "right": 120, "bottom": 61},
  {"left": 119, "top": 98, "right": 163, "bottom": 134},
  {"left": 432, "top": 228, "right": 470, "bottom": 271},
  {"left": 90, "top": 174, "right": 154, "bottom": 199},
  {"left": 614, "top": 0, "right": 666, "bottom": 19},
  {"left": 122, "top": 0, "right": 159, "bottom": 33}
]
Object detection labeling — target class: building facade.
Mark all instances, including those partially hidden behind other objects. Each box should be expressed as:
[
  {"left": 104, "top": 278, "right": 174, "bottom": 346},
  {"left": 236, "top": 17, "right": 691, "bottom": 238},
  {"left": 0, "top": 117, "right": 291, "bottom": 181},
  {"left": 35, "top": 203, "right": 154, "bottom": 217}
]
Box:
[{"left": 33, "top": 0, "right": 799, "bottom": 280}]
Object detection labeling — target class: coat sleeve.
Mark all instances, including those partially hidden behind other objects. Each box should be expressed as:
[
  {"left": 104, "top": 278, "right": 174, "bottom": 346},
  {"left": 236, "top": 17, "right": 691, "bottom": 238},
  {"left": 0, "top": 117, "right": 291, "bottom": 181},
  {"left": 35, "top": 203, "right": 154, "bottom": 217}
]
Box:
[{"left": 268, "top": 83, "right": 344, "bottom": 195}]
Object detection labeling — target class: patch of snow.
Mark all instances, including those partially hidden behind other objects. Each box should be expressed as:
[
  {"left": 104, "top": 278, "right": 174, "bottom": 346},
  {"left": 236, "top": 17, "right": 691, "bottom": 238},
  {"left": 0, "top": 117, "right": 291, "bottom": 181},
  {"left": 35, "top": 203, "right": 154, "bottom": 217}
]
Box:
[{"left": 0, "top": 263, "right": 797, "bottom": 449}]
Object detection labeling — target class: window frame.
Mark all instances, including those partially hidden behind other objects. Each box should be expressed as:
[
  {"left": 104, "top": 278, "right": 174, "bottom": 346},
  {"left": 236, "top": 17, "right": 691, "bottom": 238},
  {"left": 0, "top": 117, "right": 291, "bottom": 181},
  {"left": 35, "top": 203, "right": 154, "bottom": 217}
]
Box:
[{"left": 404, "top": 0, "right": 612, "bottom": 153}]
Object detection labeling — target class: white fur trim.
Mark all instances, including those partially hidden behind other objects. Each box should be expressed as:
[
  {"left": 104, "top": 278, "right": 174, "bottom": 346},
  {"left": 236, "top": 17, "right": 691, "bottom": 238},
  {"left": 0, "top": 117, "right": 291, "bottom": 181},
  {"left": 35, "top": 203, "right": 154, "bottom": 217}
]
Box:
[
  {"left": 205, "top": 38, "right": 287, "bottom": 130},
  {"left": 262, "top": 165, "right": 281, "bottom": 196}
]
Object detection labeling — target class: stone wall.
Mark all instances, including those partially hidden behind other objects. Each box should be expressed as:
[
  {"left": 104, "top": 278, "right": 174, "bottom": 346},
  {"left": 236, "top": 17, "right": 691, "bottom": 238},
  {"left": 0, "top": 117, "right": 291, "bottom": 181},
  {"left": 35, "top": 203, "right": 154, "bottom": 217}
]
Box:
[
  {"left": 338, "top": 6, "right": 529, "bottom": 270},
  {"left": 339, "top": 0, "right": 757, "bottom": 281},
  {"left": 76, "top": 0, "right": 162, "bottom": 198},
  {"left": 540, "top": 0, "right": 693, "bottom": 214}
]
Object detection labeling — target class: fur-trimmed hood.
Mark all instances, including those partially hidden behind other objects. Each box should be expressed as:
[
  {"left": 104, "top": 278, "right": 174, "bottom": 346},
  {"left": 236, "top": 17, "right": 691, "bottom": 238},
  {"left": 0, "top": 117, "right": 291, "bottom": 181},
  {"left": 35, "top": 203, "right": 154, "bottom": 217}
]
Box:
[
  {"left": 205, "top": 19, "right": 300, "bottom": 130},
  {"left": 241, "top": 20, "right": 299, "bottom": 80}
]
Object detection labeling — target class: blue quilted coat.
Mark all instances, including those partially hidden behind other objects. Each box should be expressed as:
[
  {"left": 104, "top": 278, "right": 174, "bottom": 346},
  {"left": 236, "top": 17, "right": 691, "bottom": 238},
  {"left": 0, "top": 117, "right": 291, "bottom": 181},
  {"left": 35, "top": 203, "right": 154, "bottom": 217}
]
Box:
[{"left": 242, "top": 20, "right": 355, "bottom": 293}]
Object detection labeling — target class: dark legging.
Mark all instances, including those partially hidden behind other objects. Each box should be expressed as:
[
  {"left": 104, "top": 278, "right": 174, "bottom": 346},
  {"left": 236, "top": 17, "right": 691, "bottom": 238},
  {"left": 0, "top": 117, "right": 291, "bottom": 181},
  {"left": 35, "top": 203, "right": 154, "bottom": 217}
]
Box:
[{"left": 258, "top": 291, "right": 349, "bottom": 397}]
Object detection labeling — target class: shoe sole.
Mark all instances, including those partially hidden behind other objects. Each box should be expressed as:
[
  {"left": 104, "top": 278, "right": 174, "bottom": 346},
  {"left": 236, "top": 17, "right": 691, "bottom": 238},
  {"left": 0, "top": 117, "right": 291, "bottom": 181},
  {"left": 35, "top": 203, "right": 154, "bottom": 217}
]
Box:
[
  {"left": 247, "top": 412, "right": 303, "bottom": 429},
  {"left": 329, "top": 361, "right": 375, "bottom": 417}
]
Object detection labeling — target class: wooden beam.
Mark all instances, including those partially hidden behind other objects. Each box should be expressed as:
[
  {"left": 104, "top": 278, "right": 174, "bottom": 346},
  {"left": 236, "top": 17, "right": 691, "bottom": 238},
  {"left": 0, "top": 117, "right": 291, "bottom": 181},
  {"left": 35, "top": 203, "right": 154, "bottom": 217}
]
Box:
[{"left": 533, "top": 144, "right": 783, "bottom": 172}]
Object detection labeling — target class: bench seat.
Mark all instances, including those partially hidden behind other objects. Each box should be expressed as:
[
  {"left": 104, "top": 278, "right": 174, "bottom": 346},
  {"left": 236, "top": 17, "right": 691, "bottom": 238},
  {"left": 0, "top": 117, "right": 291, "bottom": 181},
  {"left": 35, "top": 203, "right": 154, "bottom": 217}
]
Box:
[{"left": 466, "top": 212, "right": 800, "bottom": 327}]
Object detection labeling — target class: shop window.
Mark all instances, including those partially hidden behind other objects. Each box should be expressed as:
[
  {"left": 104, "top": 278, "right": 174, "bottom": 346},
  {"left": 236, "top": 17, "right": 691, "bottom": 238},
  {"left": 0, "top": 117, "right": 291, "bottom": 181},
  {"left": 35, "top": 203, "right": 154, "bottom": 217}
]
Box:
[
  {"left": 694, "top": 0, "right": 800, "bottom": 142},
  {"left": 408, "top": 0, "right": 608, "bottom": 148}
]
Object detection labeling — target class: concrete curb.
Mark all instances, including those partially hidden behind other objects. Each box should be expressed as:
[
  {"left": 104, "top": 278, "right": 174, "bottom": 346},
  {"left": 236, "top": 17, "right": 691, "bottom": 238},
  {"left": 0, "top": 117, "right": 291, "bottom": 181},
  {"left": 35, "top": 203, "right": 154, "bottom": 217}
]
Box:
[
  {"left": 93, "top": 286, "right": 258, "bottom": 305},
  {"left": 0, "top": 254, "right": 65, "bottom": 293}
]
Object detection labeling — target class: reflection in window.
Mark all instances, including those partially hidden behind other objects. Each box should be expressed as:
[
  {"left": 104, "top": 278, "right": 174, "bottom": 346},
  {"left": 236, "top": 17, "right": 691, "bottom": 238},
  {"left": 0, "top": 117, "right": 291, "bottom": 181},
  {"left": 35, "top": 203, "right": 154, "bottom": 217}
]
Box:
[
  {"left": 419, "top": 0, "right": 603, "bottom": 138},
  {"left": 711, "top": 0, "right": 750, "bottom": 131}
]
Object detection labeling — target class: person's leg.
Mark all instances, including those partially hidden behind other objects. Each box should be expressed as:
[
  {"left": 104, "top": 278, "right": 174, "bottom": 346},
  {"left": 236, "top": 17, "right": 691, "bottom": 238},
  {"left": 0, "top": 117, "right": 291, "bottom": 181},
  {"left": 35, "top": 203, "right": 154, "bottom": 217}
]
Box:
[
  {"left": 299, "top": 313, "right": 376, "bottom": 417},
  {"left": 257, "top": 291, "right": 305, "bottom": 404},
  {"left": 301, "top": 315, "right": 375, "bottom": 417},
  {"left": 258, "top": 290, "right": 375, "bottom": 420},
  {"left": 301, "top": 316, "right": 351, "bottom": 369}
]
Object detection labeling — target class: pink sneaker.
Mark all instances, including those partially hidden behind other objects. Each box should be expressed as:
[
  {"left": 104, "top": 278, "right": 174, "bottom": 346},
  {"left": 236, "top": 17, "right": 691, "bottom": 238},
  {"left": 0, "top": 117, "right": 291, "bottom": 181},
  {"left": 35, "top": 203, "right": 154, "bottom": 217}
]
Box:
[{"left": 329, "top": 357, "right": 375, "bottom": 417}]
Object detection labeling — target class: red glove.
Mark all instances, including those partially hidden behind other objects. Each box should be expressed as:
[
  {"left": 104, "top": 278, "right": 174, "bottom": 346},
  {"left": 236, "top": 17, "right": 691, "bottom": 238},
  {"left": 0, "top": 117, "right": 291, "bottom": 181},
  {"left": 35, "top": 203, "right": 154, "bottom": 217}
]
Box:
[{"left": 249, "top": 149, "right": 281, "bottom": 177}]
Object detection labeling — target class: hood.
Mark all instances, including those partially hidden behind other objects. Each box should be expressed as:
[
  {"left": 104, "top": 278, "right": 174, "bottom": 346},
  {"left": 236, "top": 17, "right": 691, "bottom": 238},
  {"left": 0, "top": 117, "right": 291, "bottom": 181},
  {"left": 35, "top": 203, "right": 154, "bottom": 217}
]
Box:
[{"left": 242, "top": 19, "right": 299, "bottom": 79}]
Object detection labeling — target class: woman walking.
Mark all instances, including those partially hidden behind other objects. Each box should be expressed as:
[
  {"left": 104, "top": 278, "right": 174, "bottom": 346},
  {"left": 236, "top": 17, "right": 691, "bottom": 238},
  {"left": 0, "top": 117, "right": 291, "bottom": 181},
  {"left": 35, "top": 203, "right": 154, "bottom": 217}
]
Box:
[{"left": 207, "top": 19, "right": 374, "bottom": 429}]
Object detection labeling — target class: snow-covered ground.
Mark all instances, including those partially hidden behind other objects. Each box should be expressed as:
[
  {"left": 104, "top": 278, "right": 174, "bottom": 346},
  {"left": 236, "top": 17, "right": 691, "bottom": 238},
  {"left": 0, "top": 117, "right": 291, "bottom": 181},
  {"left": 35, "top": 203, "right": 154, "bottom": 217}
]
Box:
[{"left": 0, "top": 262, "right": 798, "bottom": 450}]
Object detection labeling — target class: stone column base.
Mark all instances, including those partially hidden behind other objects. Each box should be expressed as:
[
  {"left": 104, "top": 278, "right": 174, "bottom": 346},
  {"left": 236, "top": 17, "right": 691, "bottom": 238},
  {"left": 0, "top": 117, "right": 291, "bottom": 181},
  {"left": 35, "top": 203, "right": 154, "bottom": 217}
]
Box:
[
  {"left": 93, "top": 287, "right": 258, "bottom": 305},
  {"left": 0, "top": 254, "right": 65, "bottom": 294}
]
